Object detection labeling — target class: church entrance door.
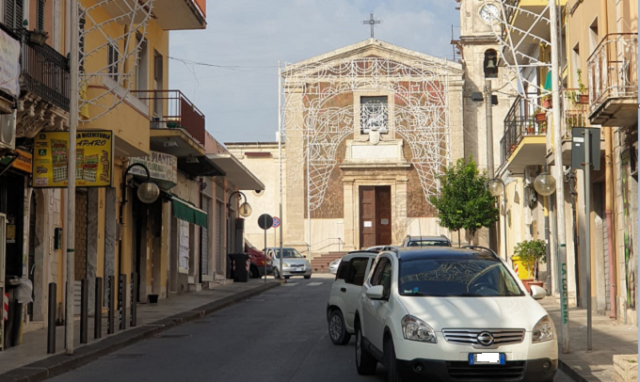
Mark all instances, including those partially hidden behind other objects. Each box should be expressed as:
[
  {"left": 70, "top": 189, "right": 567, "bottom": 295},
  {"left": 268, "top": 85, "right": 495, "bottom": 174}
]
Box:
[{"left": 359, "top": 186, "right": 392, "bottom": 249}]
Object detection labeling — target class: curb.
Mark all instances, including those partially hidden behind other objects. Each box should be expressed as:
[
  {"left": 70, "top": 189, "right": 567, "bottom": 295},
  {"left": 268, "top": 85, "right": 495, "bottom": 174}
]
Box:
[
  {"left": 0, "top": 282, "right": 280, "bottom": 382},
  {"left": 559, "top": 359, "right": 589, "bottom": 382}
]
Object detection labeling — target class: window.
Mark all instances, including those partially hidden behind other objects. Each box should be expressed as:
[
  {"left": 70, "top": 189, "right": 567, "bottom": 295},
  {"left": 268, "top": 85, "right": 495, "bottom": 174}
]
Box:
[
  {"left": 153, "top": 51, "right": 164, "bottom": 117},
  {"left": 572, "top": 44, "right": 580, "bottom": 88},
  {"left": 336, "top": 260, "right": 351, "bottom": 281},
  {"left": 36, "top": 0, "right": 44, "bottom": 31},
  {"left": 589, "top": 19, "right": 599, "bottom": 54},
  {"left": 360, "top": 96, "right": 388, "bottom": 134},
  {"left": 484, "top": 49, "right": 498, "bottom": 78},
  {"left": 108, "top": 43, "right": 119, "bottom": 82},
  {"left": 4, "top": 0, "right": 24, "bottom": 30},
  {"left": 370, "top": 257, "right": 392, "bottom": 299},
  {"left": 135, "top": 33, "right": 148, "bottom": 92},
  {"left": 345, "top": 258, "right": 369, "bottom": 286}
]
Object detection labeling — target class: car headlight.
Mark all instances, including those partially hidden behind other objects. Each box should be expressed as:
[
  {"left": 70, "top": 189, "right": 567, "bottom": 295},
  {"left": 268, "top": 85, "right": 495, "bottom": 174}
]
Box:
[
  {"left": 283, "top": 262, "right": 291, "bottom": 267},
  {"left": 401, "top": 315, "right": 437, "bottom": 343},
  {"left": 532, "top": 315, "right": 555, "bottom": 343}
]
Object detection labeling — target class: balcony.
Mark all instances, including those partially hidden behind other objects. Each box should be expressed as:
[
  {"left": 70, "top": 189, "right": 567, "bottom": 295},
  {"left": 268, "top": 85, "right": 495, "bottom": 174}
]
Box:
[
  {"left": 101, "top": 0, "right": 206, "bottom": 30},
  {"left": 132, "top": 90, "right": 222, "bottom": 177},
  {"left": 16, "top": 30, "right": 70, "bottom": 138},
  {"left": 499, "top": 97, "right": 548, "bottom": 173},
  {"left": 588, "top": 33, "right": 638, "bottom": 127}
]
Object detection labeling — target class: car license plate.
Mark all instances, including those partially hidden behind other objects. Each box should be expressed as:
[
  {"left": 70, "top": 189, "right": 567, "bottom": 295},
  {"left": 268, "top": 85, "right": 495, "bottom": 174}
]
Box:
[
  {"left": 296, "top": 267, "right": 304, "bottom": 272},
  {"left": 469, "top": 353, "right": 505, "bottom": 365}
]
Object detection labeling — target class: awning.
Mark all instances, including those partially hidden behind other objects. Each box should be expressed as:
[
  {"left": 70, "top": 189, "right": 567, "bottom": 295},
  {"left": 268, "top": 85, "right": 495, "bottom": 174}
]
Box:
[
  {"left": 207, "top": 153, "right": 265, "bottom": 191},
  {"left": 171, "top": 196, "right": 208, "bottom": 228},
  {"left": 150, "top": 129, "right": 225, "bottom": 177}
]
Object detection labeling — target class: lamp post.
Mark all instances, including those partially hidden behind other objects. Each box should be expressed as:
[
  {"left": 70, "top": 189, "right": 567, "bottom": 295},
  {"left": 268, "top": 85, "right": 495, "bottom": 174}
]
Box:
[
  {"left": 118, "top": 163, "right": 159, "bottom": 330},
  {"left": 533, "top": 170, "right": 557, "bottom": 298}
]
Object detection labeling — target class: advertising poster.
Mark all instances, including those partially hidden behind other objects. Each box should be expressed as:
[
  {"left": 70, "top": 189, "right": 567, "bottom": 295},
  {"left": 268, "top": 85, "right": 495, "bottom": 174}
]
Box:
[{"left": 32, "top": 131, "right": 113, "bottom": 188}]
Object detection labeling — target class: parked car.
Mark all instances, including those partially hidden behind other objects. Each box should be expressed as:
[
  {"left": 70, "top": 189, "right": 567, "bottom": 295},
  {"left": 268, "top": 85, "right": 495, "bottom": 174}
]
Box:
[
  {"left": 401, "top": 235, "right": 451, "bottom": 247},
  {"left": 265, "top": 247, "right": 312, "bottom": 279},
  {"left": 245, "top": 241, "right": 272, "bottom": 278},
  {"left": 354, "top": 247, "right": 557, "bottom": 382},
  {"left": 326, "top": 250, "right": 379, "bottom": 345},
  {"left": 329, "top": 246, "right": 397, "bottom": 275}
]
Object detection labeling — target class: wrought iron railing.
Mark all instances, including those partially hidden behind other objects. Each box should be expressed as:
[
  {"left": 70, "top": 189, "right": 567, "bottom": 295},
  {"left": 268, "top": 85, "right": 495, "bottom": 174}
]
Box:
[
  {"left": 587, "top": 33, "right": 638, "bottom": 115},
  {"left": 131, "top": 90, "right": 205, "bottom": 146},
  {"left": 561, "top": 88, "right": 590, "bottom": 139},
  {"left": 20, "top": 32, "right": 70, "bottom": 111},
  {"left": 500, "top": 96, "right": 547, "bottom": 163}
]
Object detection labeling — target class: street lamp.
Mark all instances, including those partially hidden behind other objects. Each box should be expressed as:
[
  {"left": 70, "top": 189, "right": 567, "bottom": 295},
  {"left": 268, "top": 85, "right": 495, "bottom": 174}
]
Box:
[
  {"left": 533, "top": 172, "right": 557, "bottom": 196},
  {"left": 487, "top": 178, "right": 505, "bottom": 198}
]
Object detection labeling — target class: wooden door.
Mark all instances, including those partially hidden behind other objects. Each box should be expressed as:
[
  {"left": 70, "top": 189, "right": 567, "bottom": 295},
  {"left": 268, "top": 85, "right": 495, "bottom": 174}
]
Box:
[
  {"left": 376, "top": 186, "right": 392, "bottom": 245},
  {"left": 359, "top": 187, "right": 376, "bottom": 248}
]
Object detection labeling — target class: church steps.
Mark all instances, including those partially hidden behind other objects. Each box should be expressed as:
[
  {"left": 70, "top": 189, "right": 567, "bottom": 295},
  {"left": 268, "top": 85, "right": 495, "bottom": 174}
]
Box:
[{"left": 311, "top": 252, "right": 348, "bottom": 273}]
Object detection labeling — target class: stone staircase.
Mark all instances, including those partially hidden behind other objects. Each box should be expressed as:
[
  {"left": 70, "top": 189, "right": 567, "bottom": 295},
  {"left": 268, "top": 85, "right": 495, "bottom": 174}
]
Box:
[{"left": 311, "top": 252, "right": 347, "bottom": 273}]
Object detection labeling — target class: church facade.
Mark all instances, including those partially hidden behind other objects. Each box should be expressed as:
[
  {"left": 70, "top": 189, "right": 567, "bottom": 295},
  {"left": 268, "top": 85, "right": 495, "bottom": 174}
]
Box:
[{"left": 227, "top": 39, "right": 468, "bottom": 253}]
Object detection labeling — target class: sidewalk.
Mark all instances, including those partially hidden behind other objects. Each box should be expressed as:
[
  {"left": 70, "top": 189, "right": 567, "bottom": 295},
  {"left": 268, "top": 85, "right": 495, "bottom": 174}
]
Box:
[
  {"left": 540, "top": 297, "right": 639, "bottom": 381},
  {"left": 0, "top": 278, "right": 280, "bottom": 382}
]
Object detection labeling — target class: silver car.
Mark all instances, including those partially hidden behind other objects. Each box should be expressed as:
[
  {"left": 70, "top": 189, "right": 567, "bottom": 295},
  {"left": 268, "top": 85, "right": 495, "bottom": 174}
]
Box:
[{"left": 265, "top": 247, "right": 312, "bottom": 279}]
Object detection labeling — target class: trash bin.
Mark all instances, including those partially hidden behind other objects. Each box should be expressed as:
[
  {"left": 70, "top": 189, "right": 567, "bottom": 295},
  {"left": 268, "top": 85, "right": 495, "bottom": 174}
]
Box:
[
  {"left": 228, "top": 253, "right": 250, "bottom": 283},
  {"left": 510, "top": 256, "right": 532, "bottom": 280},
  {"left": 4, "top": 276, "right": 21, "bottom": 349}
]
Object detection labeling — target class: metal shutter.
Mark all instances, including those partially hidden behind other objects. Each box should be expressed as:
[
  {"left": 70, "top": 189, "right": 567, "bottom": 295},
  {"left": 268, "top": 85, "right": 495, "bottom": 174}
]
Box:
[{"left": 37, "top": 0, "right": 44, "bottom": 31}]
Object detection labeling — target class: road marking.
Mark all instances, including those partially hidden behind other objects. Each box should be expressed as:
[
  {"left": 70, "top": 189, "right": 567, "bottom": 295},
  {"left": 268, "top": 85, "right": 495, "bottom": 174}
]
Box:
[
  {"left": 307, "top": 282, "right": 323, "bottom": 286},
  {"left": 283, "top": 283, "right": 298, "bottom": 287}
]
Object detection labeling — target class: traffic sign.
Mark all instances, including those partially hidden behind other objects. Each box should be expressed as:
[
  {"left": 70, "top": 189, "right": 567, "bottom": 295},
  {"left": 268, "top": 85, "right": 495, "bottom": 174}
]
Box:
[
  {"left": 258, "top": 214, "right": 273, "bottom": 230},
  {"left": 272, "top": 216, "right": 281, "bottom": 228}
]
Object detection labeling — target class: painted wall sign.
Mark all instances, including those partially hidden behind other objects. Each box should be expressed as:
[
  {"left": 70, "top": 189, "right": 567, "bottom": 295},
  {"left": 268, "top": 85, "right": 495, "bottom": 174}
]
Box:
[
  {"left": 0, "top": 28, "right": 20, "bottom": 98},
  {"left": 364, "top": 221, "right": 372, "bottom": 228},
  {"left": 32, "top": 131, "right": 113, "bottom": 188},
  {"left": 129, "top": 151, "right": 178, "bottom": 190}
]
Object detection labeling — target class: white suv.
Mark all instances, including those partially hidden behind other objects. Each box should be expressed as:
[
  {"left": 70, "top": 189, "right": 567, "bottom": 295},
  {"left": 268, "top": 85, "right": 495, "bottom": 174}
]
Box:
[
  {"left": 354, "top": 247, "right": 558, "bottom": 382},
  {"left": 326, "top": 251, "right": 379, "bottom": 345}
]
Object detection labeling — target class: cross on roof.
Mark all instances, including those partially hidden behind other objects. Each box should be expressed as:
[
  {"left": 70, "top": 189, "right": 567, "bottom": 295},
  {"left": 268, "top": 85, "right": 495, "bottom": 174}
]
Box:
[{"left": 362, "top": 13, "right": 381, "bottom": 39}]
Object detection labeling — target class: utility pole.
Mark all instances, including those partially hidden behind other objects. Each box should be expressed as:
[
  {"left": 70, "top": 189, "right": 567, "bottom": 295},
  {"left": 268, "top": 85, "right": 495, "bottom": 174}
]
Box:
[
  {"left": 66, "top": 0, "right": 79, "bottom": 355},
  {"left": 484, "top": 80, "right": 497, "bottom": 251},
  {"left": 278, "top": 61, "right": 284, "bottom": 281},
  {"left": 550, "top": 0, "right": 570, "bottom": 354}
]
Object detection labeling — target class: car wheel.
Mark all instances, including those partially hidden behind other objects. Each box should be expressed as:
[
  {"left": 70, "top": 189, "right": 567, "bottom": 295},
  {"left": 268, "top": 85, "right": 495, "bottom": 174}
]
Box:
[
  {"left": 328, "top": 310, "right": 351, "bottom": 345},
  {"left": 385, "top": 337, "right": 404, "bottom": 382},
  {"left": 284, "top": 276, "right": 290, "bottom": 280},
  {"left": 304, "top": 275, "right": 311, "bottom": 279},
  {"left": 249, "top": 266, "right": 259, "bottom": 279},
  {"left": 273, "top": 268, "right": 280, "bottom": 279},
  {"left": 355, "top": 323, "right": 377, "bottom": 375}
]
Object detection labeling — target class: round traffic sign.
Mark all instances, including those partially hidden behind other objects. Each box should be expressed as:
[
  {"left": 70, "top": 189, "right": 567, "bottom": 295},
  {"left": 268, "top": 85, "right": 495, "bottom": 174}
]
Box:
[
  {"left": 258, "top": 214, "right": 273, "bottom": 230},
  {"left": 272, "top": 216, "right": 281, "bottom": 228}
]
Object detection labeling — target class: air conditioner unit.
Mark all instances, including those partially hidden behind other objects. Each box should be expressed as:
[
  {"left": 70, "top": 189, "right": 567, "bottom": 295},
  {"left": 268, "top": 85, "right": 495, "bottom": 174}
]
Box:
[{"left": 0, "top": 112, "right": 16, "bottom": 151}]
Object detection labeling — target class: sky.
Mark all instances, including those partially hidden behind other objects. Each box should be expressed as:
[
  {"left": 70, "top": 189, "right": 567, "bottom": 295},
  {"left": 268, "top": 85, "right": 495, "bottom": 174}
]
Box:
[{"left": 168, "top": 0, "right": 460, "bottom": 144}]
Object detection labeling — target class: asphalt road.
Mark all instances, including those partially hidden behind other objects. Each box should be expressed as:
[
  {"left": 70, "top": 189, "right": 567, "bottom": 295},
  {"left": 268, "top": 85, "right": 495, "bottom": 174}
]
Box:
[{"left": 50, "top": 274, "right": 573, "bottom": 382}]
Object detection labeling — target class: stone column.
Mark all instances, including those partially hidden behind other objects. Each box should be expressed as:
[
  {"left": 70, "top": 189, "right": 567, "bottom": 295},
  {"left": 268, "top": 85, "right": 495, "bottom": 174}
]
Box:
[
  {"left": 342, "top": 178, "right": 356, "bottom": 251},
  {"left": 393, "top": 178, "right": 409, "bottom": 245},
  {"left": 284, "top": 85, "right": 307, "bottom": 248},
  {"left": 449, "top": 80, "right": 466, "bottom": 164}
]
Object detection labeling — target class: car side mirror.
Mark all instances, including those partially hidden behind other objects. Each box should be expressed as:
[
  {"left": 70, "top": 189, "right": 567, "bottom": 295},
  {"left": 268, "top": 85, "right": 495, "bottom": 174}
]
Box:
[
  {"left": 366, "top": 285, "right": 385, "bottom": 300},
  {"left": 530, "top": 285, "right": 546, "bottom": 300}
]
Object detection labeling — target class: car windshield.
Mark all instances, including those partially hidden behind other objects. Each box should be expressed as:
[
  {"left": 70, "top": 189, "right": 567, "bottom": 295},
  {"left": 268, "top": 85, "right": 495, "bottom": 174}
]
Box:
[
  {"left": 407, "top": 240, "right": 449, "bottom": 247},
  {"left": 399, "top": 258, "right": 523, "bottom": 297},
  {"left": 272, "top": 248, "right": 304, "bottom": 259}
]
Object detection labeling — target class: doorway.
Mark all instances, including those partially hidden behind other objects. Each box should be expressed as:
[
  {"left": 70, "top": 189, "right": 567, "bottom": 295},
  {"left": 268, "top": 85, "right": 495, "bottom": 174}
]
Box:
[{"left": 359, "top": 186, "right": 391, "bottom": 248}]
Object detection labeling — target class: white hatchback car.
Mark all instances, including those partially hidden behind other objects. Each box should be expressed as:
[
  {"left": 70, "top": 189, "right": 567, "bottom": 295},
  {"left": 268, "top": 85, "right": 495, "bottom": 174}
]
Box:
[
  {"left": 326, "top": 251, "right": 379, "bottom": 345},
  {"left": 354, "top": 247, "right": 558, "bottom": 382}
]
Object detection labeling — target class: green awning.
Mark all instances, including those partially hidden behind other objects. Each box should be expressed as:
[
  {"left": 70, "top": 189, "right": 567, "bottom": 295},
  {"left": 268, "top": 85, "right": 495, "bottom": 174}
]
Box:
[{"left": 172, "top": 196, "right": 208, "bottom": 228}]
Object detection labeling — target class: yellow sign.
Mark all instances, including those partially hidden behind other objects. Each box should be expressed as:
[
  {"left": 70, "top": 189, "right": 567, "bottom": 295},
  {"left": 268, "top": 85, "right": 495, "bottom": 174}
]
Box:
[
  {"left": 12, "top": 149, "right": 32, "bottom": 173},
  {"left": 32, "top": 131, "right": 113, "bottom": 188}
]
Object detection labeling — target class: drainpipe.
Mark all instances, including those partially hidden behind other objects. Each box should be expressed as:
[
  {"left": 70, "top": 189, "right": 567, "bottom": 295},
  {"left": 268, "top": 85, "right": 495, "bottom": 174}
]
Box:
[{"left": 605, "top": 129, "right": 617, "bottom": 319}]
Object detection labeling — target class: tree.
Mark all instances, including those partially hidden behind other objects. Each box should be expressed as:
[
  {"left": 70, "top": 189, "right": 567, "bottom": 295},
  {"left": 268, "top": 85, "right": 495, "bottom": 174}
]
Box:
[{"left": 430, "top": 156, "right": 499, "bottom": 243}]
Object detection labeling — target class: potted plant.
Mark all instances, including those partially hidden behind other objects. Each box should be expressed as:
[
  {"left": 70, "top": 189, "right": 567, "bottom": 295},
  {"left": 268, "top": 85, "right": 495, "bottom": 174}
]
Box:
[
  {"left": 539, "top": 121, "right": 546, "bottom": 134},
  {"left": 534, "top": 107, "right": 546, "bottom": 123},
  {"left": 512, "top": 239, "right": 547, "bottom": 293},
  {"left": 576, "top": 69, "right": 589, "bottom": 104}
]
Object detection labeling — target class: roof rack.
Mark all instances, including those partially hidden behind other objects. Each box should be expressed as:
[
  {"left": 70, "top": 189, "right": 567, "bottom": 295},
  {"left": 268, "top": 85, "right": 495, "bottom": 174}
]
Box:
[{"left": 461, "top": 245, "right": 499, "bottom": 259}]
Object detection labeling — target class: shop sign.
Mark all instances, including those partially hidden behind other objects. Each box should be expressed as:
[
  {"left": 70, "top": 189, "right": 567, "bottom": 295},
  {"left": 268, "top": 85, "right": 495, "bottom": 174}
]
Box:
[
  {"left": 129, "top": 151, "right": 177, "bottom": 190},
  {"left": 32, "top": 131, "right": 113, "bottom": 188},
  {"left": 12, "top": 149, "right": 32, "bottom": 174},
  {"left": 0, "top": 28, "right": 20, "bottom": 98}
]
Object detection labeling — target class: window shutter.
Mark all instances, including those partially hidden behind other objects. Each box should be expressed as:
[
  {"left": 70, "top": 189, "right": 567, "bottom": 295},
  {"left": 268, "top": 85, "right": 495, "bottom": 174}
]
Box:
[
  {"left": 15, "top": 0, "right": 24, "bottom": 29},
  {"left": 37, "top": 0, "right": 45, "bottom": 31}
]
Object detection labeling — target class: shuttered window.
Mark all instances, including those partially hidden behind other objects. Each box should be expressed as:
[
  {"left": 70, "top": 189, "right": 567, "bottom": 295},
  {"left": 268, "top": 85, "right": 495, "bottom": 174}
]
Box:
[
  {"left": 36, "top": 0, "right": 44, "bottom": 31},
  {"left": 108, "top": 43, "right": 119, "bottom": 82},
  {"left": 4, "top": 0, "right": 24, "bottom": 30}
]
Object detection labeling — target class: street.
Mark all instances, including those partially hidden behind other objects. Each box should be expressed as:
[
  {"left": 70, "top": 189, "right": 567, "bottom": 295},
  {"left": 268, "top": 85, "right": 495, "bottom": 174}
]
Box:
[{"left": 50, "top": 275, "right": 572, "bottom": 382}]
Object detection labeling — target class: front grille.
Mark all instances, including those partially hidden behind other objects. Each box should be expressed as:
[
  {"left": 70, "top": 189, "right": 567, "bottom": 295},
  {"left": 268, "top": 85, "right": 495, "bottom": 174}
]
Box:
[
  {"left": 442, "top": 329, "right": 525, "bottom": 346},
  {"left": 447, "top": 361, "right": 526, "bottom": 381}
]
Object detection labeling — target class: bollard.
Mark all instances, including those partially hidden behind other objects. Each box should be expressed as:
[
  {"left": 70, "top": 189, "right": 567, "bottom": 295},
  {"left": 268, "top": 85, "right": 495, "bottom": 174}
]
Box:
[
  {"left": 130, "top": 273, "right": 137, "bottom": 328},
  {"left": 94, "top": 277, "right": 102, "bottom": 339},
  {"left": 107, "top": 276, "right": 115, "bottom": 334},
  {"left": 47, "top": 283, "right": 56, "bottom": 354},
  {"left": 118, "top": 274, "right": 126, "bottom": 331},
  {"left": 80, "top": 279, "right": 88, "bottom": 343}
]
